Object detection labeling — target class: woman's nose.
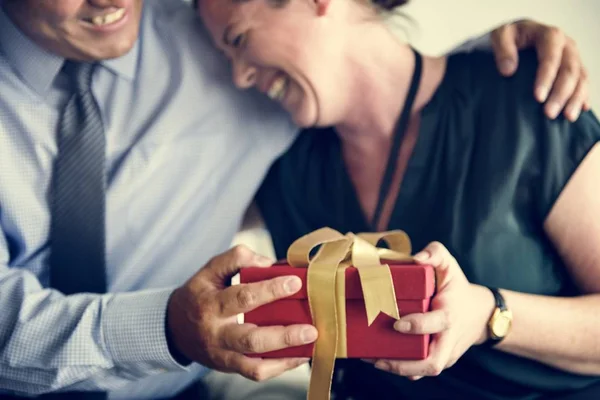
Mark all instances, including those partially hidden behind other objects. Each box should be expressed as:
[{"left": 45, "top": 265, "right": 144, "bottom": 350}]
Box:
[{"left": 232, "top": 59, "right": 257, "bottom": 90}]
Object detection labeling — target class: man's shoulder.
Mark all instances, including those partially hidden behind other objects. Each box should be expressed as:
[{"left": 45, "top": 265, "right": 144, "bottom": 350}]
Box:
[
  {"left": 138, "top": 0, "right": 298, "bottom": 152},
  {"left": 142, "top": 0, "right": 207, "bottom": 42},
  {"left": 139, "top": 0, "right": 226, "bottom": 75},
  {"left": 143, "top": 0, "right": 195, "bottom": 22}
]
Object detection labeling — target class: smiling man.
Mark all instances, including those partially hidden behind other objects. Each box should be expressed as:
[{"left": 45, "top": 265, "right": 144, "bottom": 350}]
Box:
[{"left": 0, "top": 0, "right": 592, "bottom": 399}]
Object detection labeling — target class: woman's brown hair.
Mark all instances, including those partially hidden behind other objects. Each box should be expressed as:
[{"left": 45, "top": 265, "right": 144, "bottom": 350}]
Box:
[{"left": 371, "top": 0, "right": 409, "bottom": 11}]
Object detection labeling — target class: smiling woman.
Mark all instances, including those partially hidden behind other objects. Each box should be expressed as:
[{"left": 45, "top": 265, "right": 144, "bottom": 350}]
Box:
[
  {"left": 2, "top": 0, "right": 143, "bottom": 61},
  {"left": 198, "top": 0, "right": 417, "bottom": 128},
  {"left": 197, "top": 0, "right": 600, "bottom": 399}
]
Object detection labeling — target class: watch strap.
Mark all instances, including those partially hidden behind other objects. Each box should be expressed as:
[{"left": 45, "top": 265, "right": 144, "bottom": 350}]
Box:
[
  {"left": 482, "top": 286, "right": 509, "bottom": 347},
  {"left": 489, "top": 286, "right": 507, "bottom": 311}
]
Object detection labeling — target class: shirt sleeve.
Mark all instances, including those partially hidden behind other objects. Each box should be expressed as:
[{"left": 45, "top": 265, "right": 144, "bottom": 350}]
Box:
[
  {"left": 538, "top": 109, "right": 600, "bottom": 220},
  {"left": 0, "top": 229, "right": 190, "bottom": 395}
]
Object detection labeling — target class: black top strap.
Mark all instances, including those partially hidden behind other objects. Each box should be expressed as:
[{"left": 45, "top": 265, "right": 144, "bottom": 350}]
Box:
[{"left": 371, "top": 48, "right": 423, "bottom": 230}]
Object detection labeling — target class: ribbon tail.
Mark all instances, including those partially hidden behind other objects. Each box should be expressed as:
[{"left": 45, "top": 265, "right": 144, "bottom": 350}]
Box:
[
  {"left": 350, "top": 234, "right": 400, "bottom": 325},
  {"left": 357, "top": 266, "right": 400, "bottom": 325},
  {"left": 307, "top": 238, "right": 352, "bottom": 400}
]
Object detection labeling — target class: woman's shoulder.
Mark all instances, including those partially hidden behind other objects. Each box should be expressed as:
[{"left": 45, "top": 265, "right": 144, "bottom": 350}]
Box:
[
  {"left": 444, "top": 48, "right": 600, "bottom": 219},
  {"left": 444, "top": 48, "right": 539, "bottom": 106}
]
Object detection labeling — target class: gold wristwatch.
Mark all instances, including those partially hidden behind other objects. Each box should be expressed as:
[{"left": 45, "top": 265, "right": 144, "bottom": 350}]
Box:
[{"left": 484, "top": 287, "right": 512, "bottom": 346}]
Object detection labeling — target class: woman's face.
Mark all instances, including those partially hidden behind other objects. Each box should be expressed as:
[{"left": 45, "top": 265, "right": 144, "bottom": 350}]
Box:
[{"left": 199, "top": 0, "right": 347, "bottom": 127}]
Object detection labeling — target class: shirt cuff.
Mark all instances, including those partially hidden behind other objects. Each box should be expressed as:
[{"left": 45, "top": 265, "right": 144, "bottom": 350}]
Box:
[{"left": 103, "top": 288, "right": 191, "bottom": 374}]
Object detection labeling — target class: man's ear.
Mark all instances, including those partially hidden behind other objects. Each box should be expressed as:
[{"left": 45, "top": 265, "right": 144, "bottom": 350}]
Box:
[{"left": 315, "top": 0, "right": 332, "bottom": 16}]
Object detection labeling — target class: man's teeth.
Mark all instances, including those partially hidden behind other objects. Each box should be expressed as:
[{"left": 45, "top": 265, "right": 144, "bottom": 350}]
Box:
[
  {"left": 267, "top": 77, "right": 288, "bottom": 101},
  {"left": 91, "top": 8, "right": 126, "bottom": 26}
]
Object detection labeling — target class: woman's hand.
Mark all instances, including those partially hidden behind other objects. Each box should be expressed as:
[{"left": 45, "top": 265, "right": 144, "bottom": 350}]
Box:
[
  {"left": 491, "top": 19, "right": 589, "bottom": 122},
  {"left": 368, "top": 242, "right": 495, "bottom": 380}
]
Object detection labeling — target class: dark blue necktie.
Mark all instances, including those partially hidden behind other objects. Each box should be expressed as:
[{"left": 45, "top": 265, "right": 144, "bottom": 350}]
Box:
[
  {"left": 49, "top": 61, "right": 107, "bottom": 295},
  {"left": 47, "top": 61, "right": 107, "bottom": 400}
]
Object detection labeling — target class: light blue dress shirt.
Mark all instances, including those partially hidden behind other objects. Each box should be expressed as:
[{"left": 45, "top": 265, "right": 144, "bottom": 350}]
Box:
[{"left": 0, "top": 0, "right": 296, "bottom": 398}]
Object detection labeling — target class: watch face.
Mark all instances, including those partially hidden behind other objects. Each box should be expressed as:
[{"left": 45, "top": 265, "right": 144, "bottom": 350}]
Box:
[{"left": 491, "top": 311, "right": 512, "bottom": 338}]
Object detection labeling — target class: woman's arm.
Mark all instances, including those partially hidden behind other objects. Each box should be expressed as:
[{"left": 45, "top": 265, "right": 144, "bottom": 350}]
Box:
[
  {"left": 495, "top": 142, "right": 600, "bottom": 375},
  {"left": 371, "top": 144, "right": 600, "bottom": 379}
]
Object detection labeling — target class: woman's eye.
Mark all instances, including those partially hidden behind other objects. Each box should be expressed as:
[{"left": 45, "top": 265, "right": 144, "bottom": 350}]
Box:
[{"left": 231, "top": 33, "right": 245, "bottom": 49}]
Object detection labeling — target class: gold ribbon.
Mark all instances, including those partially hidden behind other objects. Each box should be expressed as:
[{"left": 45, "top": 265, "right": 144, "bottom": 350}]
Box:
[{"left": 287, "top": 227, "right": 414, "bottom": 400}]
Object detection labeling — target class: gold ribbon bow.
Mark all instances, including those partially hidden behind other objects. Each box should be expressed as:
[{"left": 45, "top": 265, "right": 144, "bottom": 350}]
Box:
[{"left": 286, "top": 227, "right": 414, "bottom": 400}]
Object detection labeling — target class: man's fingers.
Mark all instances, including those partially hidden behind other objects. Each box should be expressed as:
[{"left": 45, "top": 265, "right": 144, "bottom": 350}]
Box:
[
  {"left": 490, "top": 23, "right": 519, "bottom": 76},
  {"left": 218, "top": 275, "right": 302, "bottom": 315},
  {"left": 393, "top": 310, "right": 451, "bottom": 335},
  {"left": 533, "top": 26, "right": 566, "bottom": 103},
  {"left": 225, "top": 352, "right": 310, "bottom": 382},
  {"left": 543, "top": 42, "right": 581, "bottom": 120},
  {"left": 563, "top": 71, "right": 589, "bottom": 122},
  {"left": 203, "top": 245, "right": 274, "bottom": 285},
  {"left": 221, "top": 323, "right": 318, "bottom": 354}
]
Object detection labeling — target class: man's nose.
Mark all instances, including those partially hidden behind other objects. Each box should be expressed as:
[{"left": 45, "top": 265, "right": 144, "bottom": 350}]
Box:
[{"left": 232, "top": 59, "right": 257, "bottom": 90}]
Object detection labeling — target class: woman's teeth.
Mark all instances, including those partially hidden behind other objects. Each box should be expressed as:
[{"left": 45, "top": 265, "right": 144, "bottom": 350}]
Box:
[
  {"left": 90, "top": 8, "right": 126, "bottom": 26},
  {"left": 267, "top": 77, "right": 288, "bottom": 102}
]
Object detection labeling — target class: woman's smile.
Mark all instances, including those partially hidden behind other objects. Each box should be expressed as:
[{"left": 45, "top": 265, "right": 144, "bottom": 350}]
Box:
[{"left": 267, "top": 74, "right": 289, "bottom": 102}]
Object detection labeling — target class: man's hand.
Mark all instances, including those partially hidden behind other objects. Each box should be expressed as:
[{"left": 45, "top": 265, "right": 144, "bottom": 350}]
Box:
[
  {"left": 491, "top": 19, "right": 590, "bottom": 122},
  {"left": 166, "top": 245, "right": 317, "bottom": 381}
]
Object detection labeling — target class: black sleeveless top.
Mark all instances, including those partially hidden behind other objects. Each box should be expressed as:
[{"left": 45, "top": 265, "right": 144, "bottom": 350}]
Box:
[{"left": 256, "top": 49, "right": 600, "bottom": 400}]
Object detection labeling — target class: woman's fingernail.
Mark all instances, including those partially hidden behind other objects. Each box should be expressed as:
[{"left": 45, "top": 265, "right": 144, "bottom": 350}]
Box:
[
  {"left": 413, "top": 252, "right": 429, "bottom": 262},
  {"left": 374, "top": 361, "right": 390, "bottom": 371},
  {"left": 284, "top": 276, "right": 302, "bottom": 294},
  {"left": 395, "top": 320, "right": 412, "bottom": 332}
]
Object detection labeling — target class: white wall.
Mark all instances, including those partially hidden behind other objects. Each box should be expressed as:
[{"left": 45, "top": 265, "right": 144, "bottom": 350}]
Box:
[{"left": 398, "top": 0, "right": 600, "bottom": 110}]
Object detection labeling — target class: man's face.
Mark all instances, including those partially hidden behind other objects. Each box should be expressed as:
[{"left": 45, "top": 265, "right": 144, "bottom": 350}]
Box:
[{"left": 4, "top": 0, "right": 143, "bottom": 61}]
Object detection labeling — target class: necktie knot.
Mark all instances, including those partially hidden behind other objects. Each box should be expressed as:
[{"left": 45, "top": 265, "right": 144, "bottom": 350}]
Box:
[{"left": 63, "top": 61, "right": 95, "bottom": 93}]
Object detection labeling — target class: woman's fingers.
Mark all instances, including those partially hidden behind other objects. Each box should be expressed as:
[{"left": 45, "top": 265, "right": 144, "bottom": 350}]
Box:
[
  {"left": 393, "top": 310, "right": 451, "bottom": 335},
  {"left": 374, "top": 332, "right": 454, "bottom": 377}
]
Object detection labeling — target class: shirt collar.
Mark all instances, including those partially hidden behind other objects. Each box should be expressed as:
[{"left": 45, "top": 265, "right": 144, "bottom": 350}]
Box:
[
  {"left": 100, "top": 38, "right": 139, "bottom": 82},
  {"left": 0, "top": 7, "right": 63, "bottom": 96},
  {"left": 0, "top": 6, "right": 139, "bottom": 96}
]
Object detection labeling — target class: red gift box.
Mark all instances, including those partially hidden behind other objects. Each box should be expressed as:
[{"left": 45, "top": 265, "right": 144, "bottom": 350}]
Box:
[{"left": 239, "top": 262, "right": 435, "bottom": 359}]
